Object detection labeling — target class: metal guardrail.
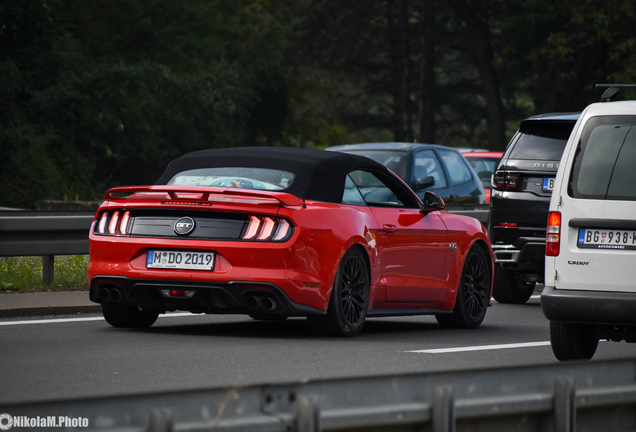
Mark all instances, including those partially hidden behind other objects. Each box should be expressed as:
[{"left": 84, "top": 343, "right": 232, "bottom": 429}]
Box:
[
  {"left": 0, "top": 211, "right": 95, "bottom": 285},
  {"left": 2, "top": 358, "right": 635, "bottom": 431}
]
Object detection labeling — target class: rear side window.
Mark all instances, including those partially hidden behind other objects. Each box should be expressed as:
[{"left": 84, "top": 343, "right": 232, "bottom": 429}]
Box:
[
  {"left": 437, "top": 149, "right": 473, "bottom": 185},
  {"left": 348, "top": 170, "right": 404, "bottom": 207},
  {"left": 413, "top": 150, "right": 448, "bottom": 188},
  {"left": 340, "top": 150, "right": 409, "bottom": 181},
  {"left": 570, "top": 115, "right": 636, "bottom": 200},
  {"left": 342, "top": 175, "right": 367, "bottom": 206},
  {"left": 345, "top": 170, "right": 420, "bottom": 208}
]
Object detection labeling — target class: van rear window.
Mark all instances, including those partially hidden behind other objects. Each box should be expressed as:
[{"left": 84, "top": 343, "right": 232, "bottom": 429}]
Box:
[{"left": 569, "top": 115, "right": 636, "bottom": 200}]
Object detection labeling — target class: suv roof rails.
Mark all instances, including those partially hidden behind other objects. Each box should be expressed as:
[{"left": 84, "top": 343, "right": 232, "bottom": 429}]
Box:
[{"left": 596, "top": 84, "right": 636, "bottom": 102}]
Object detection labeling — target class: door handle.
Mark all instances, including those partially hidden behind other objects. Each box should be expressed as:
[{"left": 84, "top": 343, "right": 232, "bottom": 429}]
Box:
[{"left": 383, "top": 224, "right": 397, "bottom": 233}]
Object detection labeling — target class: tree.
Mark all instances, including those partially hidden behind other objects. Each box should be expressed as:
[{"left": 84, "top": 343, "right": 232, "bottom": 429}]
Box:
[
  {"left": 0, "top": 0, "right": 292, "bottom": 208},
  {"left": 447, "top": 0, "right": 506, "bottom": 151}
]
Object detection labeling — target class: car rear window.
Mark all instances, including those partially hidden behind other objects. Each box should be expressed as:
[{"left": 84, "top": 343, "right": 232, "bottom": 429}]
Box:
[
  {"left": 167, "top": 167, "right": 295, "bottom": 191},
  {"left": 508, "top": 134, "right": 568, "bottom": 161},
  {"left": 569, "top": 115, "right": 636, "bottom": 200}
]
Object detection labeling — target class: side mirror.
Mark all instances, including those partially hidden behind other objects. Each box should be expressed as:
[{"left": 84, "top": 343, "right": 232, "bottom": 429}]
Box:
[
  {"left": 421, "top": 191, "right": 445, "bottom": 213},
  {"left": 416, "top": 175, "right": 435, "bottom": 190}
]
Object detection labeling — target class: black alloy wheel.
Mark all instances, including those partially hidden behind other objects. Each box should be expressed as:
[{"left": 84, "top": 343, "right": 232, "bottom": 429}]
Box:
[
  {"left": 339, "top": 250, "right": 368, "bottom": 327},
  {"left": 308, "top": 248, "right": 369, "bottom": 336},
  {"left": 436, "top": 245, "right": 490, "bottom": 329}
]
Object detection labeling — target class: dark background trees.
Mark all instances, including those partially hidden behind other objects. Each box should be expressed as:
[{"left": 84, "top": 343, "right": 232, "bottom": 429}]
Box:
[{"left": 1, "top": 0, "right": 634, "bottom": 208}]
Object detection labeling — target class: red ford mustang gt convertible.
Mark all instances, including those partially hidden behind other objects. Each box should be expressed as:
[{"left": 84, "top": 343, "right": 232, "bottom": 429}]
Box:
[{"left": 88, "top": 147, "right": 493, "bottom": 336}]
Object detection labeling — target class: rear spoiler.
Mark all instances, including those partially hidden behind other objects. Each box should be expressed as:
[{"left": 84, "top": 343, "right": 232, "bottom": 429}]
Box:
[{"left": 104, "top": 186, "right": 305, "bottom": 207}]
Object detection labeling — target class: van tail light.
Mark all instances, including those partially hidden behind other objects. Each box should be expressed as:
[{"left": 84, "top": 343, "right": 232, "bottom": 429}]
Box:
[
  {"left": 241, "top": 216, "right": 293, "bottom": 242},
  {"left": 95, "top": 210, "right": 131, "bottom": 236},
  {"left": 546, "top": 211, "right": 561, "bottom": 256},
  {"left": 492, "top": 172, "right": 520, "bottom": 191}
]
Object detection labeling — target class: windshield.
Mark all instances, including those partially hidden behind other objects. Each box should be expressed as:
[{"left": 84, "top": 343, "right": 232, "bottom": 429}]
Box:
[{"left": 167, "top": 167, "right": 295, "bottom": 191}]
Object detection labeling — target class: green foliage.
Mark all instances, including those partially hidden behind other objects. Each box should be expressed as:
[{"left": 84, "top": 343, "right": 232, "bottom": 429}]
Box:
[
  {"left": 0, "top": 255, "right": 89, "bottom": 291},
  {"left": 0, "top": 0, "right": 291, "bottom": 208}
]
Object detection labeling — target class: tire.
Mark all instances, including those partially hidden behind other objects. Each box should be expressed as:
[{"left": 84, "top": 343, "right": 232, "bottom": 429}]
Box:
[
  {"left": 550, "top": 321, "right": 598, "bottom": 361},
  {"left": 491, "top": 266, "right": 535, "bottom": 304},
  {"left": 436, "top": 245, "right": 491, "bottom": 329},
  {"left": 307, "top": 248, "right": 369, "bottom": 337},
  {"left": 101, "top": 303, "right": 159, "bottom": 328}
]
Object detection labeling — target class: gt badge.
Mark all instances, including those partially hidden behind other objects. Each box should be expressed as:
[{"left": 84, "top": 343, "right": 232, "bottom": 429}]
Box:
[
  {"left": 174, "top": 217, "right": 195, "bottom": 236},
  {"left": 449, "top": 243, "right": 457, "bottom": 250}
]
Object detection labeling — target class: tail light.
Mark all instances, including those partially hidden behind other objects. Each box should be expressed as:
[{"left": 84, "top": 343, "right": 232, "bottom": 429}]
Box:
[
  {"left": 546, "top": 211, "right": 561, "bottom": 256},
  {"left": 95, "top": 210, "right": 131, "bottom": 236},
  {"left": 242, "top": 216, "right": 293, "bottom": 242},
  {"left": 492, "top": 172, "right": 520, "bottom": 190},
  {"left": 494, "top": 222, "right": 518, "bottom": 228}
]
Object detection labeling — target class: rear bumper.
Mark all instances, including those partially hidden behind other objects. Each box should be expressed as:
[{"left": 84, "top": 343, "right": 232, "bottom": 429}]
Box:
[
  {"left": 541, "top": 285, "right": 636, "bottom": 326},
  {"left": 90, "top": 276, "right": 324, "bottom": 317},
  {"left": 491, "top": 236, "right": 545, "bottom": 265}
]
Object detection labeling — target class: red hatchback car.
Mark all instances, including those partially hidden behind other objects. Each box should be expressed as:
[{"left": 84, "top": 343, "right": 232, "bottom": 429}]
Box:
[{"left": 88, "top": 147, "right": 493, "bottom": 336}]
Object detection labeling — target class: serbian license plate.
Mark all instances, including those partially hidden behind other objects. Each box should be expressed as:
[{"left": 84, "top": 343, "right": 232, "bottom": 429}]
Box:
[
  {"left": 146, "top": 250, "right": 215, "bottom": 270},
  {"left": 542, "top": 177, "right": 555, "bottom": 192},
  {"left": 577, "top": 229, "right": 636, "bottom": 250}
]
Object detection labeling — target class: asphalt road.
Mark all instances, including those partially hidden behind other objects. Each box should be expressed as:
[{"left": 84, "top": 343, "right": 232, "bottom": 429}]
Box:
[{"left": 2, "top": 293, "right": 635, "bottom": 404}]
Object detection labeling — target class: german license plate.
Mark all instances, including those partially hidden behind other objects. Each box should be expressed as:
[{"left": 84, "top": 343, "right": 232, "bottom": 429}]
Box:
[
  {"left": 542, "top": 177, "right": 554, "bottom": 192},
  {"left": 577, "top": 229, "right": 636, "bottom": 250},
  {"left": 146, "top": 250, "right": 215, "bottom": 270}
]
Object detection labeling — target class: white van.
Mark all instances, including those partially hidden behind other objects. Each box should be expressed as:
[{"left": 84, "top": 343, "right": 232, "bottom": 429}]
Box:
[{"left": 542, "top": 86, "right": 636, "bottom": 361}]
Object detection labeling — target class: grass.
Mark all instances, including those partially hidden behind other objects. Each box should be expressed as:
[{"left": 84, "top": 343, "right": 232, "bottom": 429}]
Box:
[{"left": 0, "top": 255, "right": 89, "bottom": 292}]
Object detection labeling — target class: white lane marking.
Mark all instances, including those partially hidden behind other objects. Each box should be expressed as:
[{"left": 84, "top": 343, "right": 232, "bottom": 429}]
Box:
[
  {"left": 491, "top": 294, "right": 541, "bottom": 303},
  {"left": 0, "top": 312, "right": 195, "bottom": 327},
  {"left": 406, "top": 341, "right": 551, "bottom": 354}
]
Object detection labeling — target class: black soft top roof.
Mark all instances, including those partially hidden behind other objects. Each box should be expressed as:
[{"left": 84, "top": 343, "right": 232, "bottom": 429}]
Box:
[{"left": 155, "top": 146, "right": 391, "bottom": 203}]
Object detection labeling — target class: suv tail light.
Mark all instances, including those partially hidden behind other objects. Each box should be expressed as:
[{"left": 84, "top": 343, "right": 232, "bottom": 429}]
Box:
[
  {"left": 492, "top": 172, "right": 520, "bottom": 190},
  {"left": 546, "top": 211, "right": 561, "bottom": 256}
]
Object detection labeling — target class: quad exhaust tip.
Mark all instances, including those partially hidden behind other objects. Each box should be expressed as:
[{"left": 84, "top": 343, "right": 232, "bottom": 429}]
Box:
[
  {"left": 245, "top": 295, "right": 278, "bottom": 311},
  {"left": 98, "top": 286, "right": 124, "bottom": 303}
]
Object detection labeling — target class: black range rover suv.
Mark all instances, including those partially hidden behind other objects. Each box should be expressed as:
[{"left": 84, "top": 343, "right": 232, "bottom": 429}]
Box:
[{"left": 490, "top": 113, "right": 579, "bottom": 303}]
